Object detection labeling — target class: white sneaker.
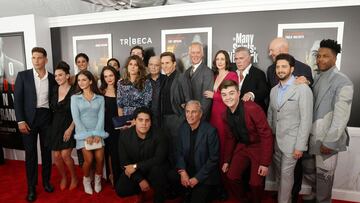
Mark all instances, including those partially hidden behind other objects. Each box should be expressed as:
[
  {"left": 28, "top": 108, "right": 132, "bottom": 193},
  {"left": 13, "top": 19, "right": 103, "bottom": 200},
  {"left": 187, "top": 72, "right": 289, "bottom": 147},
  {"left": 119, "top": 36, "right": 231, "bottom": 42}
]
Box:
[
  {"left": 94, "top": 174, "right": 102, "bottom": 193},
  {"left": 83, "top": 176, "right": 93, "bottom": 195}
]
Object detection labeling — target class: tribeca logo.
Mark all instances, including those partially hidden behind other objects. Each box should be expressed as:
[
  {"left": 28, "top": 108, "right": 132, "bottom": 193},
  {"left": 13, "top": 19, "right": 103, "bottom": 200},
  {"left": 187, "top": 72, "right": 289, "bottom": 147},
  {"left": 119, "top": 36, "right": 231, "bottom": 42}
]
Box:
[{"left": 119, "top": 37, "right": 153, "bottom": 46}]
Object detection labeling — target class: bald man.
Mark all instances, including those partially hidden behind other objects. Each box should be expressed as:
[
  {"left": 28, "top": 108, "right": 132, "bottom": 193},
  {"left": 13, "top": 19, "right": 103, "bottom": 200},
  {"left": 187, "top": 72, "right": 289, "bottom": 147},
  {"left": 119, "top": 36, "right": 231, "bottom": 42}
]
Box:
[
  {"left": 147, "top": 56, "right": 165, "bottom": 127},
  {"left": 267, "top": 37, "right": 313, "bottom": 88}
]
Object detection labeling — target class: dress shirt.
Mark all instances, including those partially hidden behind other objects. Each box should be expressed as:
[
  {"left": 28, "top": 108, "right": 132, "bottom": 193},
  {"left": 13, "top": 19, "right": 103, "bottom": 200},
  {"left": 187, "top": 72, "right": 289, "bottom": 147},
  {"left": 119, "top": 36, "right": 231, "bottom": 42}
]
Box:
[
  {"left": 191, "top": 60, "right": 202, "bottom": 73},
  {"left": 162, "top": 71, "right": 176, "bottom": 115},
  {"left": 277, "top": 75, "right": 296, "bottom": 107},
  {"left": 188, "top": 126, "right": 199, "bottom": 177},
  {"left": 236, "top": 64, "right": 255, "bottom": 99},
  {"left": 33, "top": 68, "right": 49, "bottom": 108}
]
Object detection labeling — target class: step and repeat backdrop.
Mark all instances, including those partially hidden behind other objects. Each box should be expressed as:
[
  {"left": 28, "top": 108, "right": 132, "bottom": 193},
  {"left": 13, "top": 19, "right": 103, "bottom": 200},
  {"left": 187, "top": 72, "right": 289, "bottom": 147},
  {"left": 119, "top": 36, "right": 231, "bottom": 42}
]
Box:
[{"left": 51, "top": 6, "right": 360, "bottom": 128}]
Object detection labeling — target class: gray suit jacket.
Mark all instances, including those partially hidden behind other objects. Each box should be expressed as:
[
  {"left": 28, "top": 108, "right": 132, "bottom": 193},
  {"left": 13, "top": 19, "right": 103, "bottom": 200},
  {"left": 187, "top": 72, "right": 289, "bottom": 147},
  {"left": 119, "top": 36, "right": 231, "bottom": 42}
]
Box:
[
  {"left": 310, "top": 67, "right": 353, "bottom": 155},
  {"left": 268, "top": 82, "right": 313, "bottom": 154},
  {"left": 183, "top": 62, "right": 214, "bottom": 120}
]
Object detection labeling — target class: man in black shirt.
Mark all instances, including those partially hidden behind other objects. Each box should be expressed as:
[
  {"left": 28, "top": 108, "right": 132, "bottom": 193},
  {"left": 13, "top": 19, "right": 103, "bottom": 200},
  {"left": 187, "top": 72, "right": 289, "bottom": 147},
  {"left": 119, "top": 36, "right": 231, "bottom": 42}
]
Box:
[
  {"left": 147, "top": 56, "right": 165, "bottom": 127},
  {"left": 115, "top": 107, "right": 168, "bottom": 203},
  {"left": 172, "top": 100, "right": 220, "bottom": 203},
  {"left": 160, "top": 52, "right": 188, "bottom": 167}
]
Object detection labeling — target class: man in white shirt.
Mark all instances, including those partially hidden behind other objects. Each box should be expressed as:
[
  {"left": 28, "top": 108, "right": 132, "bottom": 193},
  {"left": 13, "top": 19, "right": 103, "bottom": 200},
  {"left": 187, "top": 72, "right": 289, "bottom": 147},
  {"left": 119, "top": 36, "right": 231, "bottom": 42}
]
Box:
[
  {"left": 234, "top": 47, "right": 269, "bottom": 111},
  {"left": 14, "top": 47, "right": 56, "bottom": 202}
]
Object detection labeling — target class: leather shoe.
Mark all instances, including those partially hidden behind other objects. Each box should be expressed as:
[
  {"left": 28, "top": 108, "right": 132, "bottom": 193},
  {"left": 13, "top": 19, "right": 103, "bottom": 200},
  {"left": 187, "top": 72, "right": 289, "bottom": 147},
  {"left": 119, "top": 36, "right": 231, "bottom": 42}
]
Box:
[
  {"left": 26, "top": 187, "right": 36, "bottom": 202},
  {"left": 43, "top": 183, "right": 54, "bottom": 193}
]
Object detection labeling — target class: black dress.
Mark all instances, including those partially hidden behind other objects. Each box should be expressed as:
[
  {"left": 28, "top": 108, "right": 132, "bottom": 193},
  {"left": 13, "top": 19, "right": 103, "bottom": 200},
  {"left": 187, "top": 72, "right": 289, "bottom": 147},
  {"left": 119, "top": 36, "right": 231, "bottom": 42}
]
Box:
[
  {"left": 48, "top": 86, "right": 76, "bottom": 150},
  {"left": 104, "top": 95, "right": 120, "bottom": 182}
]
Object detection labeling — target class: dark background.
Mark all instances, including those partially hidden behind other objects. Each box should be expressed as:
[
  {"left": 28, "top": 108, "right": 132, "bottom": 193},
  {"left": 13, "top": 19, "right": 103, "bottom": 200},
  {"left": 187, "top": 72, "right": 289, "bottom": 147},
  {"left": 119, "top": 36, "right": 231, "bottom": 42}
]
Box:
[{"left": 51, "top": 6, "right": 360, "bottom": 127}]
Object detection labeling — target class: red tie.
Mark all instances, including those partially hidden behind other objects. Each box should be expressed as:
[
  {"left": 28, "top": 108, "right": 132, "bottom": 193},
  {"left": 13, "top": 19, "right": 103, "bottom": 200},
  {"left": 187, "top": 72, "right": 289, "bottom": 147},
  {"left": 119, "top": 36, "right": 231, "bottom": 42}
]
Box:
[{"left": 239, "top": 73, "right": 244, "bottom": 83}]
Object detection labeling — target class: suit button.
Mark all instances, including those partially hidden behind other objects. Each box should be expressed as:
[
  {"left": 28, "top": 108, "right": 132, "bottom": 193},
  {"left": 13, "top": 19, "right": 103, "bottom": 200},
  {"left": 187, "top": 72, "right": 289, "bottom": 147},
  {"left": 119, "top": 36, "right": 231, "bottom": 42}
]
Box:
[{"left": 277, "top": 110, "right": 280, "bottom": 112}]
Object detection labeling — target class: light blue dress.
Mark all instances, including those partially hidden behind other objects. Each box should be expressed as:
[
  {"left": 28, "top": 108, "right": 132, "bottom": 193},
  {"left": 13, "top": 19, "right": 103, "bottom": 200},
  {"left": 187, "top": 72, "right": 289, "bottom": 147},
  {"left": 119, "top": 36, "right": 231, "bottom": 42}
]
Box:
[{"left": 70, "top": 93, "right": 108, "bottom": 149}]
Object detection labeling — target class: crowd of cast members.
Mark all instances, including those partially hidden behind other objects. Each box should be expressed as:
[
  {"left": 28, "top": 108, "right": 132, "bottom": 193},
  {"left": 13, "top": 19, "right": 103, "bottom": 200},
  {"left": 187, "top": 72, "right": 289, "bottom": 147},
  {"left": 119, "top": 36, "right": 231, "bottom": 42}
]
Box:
[{"left": 13, "top": 38, "right": 353, "bottom": 203}]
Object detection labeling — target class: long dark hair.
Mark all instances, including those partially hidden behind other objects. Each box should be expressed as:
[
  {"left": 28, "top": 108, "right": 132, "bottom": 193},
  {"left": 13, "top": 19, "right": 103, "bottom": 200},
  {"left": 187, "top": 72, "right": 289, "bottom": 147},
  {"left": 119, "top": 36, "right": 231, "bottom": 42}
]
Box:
[
  {"left": 121, "top": 55, "right": 147, "bottom": 90},
  {"left": 212, "top": 50, "right": 231, "bottom": 75},
  {"left": 74, "top": 70, "right": 101, "bottom": 95},
  {"left": 99, "top": 66, "right": 119, "bottom": 94}
]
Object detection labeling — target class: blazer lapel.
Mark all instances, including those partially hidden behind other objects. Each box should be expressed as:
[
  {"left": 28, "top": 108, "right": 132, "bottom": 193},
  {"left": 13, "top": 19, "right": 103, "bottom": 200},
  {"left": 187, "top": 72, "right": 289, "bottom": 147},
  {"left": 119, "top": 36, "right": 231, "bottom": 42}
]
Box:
[
  {"left": 278, "top": 85, "right": 296, "bottom": 109},
  {"left": 27, "top": 70, "right": 37, "bottom": 97},
  {"left": 314, "top": 72, "right": 334, "bottom": 111}
]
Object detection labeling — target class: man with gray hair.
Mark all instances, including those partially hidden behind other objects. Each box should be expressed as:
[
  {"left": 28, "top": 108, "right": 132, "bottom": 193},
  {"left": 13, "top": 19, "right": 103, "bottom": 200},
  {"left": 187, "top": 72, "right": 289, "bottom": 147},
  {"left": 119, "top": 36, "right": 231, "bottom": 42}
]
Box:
[
  {"left": 172, "top": 100, "right": 220, "bottom": 202},
  {"left": 234, "top": 46, "right": 269, "bottom": 111},
  {"left": 183, "top": 42, "right": 214, "bottom": 120}
]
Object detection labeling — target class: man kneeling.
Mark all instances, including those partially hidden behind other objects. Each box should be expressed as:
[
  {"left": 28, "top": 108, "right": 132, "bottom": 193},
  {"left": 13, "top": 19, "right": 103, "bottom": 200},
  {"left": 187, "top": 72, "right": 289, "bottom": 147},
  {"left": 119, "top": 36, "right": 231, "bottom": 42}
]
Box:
[
  {"left": 116, "top": 107, "right": 168, "bottom": 203},
  {"left": 171, "top": 100, "right": 220, "bottom": 203}
]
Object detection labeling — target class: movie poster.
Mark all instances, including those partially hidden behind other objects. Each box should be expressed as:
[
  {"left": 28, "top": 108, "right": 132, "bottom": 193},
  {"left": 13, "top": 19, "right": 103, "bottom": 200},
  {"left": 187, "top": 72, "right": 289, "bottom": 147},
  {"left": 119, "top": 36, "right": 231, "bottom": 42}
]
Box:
[
  {"left": 72, "top": 34, "right": 112, "bottom": 78},
  {"left": 0, "top": 33, "right": 26, "bottom": 150},
  {"left": 161, "top": 27, "right": 212, "bottom": 72},
  {"left": 278, "top": 22, "right": 344, "bottom": 72}
]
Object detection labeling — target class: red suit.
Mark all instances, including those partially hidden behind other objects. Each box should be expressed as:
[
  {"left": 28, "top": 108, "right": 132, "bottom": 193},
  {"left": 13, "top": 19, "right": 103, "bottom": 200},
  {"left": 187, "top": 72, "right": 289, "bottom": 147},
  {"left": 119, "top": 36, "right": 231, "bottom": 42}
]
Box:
[
  {"left": 209, "top": 71, "right": 238, "bottom": 164},
  {"left": 225, "top": 101, "right": 274, "bottom": 203}
]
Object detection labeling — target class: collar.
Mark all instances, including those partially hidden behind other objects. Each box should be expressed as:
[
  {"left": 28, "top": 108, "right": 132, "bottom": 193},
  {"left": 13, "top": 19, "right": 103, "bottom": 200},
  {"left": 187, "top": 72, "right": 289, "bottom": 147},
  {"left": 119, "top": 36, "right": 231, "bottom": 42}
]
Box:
[
  {"left": 33, "top": 68, "right": 48, "bottom": 80},
  {"left": 236, "top": 63, "right": 252, "bottom": 76},
  {"left": 279, "top": 75, "right": 295, "bottom": 89},
  {"left": 192, "top": 61, "right": 202, "bottom": 72}
]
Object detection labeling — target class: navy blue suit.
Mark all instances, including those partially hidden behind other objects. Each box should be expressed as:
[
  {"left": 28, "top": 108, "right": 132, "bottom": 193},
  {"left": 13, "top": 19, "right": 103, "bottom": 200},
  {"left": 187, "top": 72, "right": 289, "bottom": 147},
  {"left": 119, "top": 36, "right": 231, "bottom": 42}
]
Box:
[
  {"left": 14, "top": 69, "right": 56, "bottom": 188},
  {"left": 174, "top": 121, "right": 220, "bottom": 202}
]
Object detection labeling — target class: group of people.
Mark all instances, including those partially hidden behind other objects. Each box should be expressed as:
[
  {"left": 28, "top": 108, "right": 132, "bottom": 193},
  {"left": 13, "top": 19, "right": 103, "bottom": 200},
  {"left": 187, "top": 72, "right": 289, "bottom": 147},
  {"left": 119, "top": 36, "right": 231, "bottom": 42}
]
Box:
[{"left": 13, "top": 37, "right": 353, "bottom": 203}]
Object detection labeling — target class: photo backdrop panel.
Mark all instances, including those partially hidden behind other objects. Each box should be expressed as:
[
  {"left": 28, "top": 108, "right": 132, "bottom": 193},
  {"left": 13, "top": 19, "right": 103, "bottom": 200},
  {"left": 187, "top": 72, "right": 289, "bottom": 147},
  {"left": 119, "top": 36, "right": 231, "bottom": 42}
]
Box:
[{"left": 52, "top": 6, "right": 360, "bottom": 127}]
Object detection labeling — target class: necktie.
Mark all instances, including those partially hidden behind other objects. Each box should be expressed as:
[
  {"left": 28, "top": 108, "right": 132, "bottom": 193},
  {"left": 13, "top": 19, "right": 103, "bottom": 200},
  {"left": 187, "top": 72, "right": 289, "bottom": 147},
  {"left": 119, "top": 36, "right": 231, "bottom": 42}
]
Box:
[
  {"left": 190, "top": 66, "right": 195, "bottom": 78},
  {"left": 239, "top": 72, "right": 244, "bottom": 83}
]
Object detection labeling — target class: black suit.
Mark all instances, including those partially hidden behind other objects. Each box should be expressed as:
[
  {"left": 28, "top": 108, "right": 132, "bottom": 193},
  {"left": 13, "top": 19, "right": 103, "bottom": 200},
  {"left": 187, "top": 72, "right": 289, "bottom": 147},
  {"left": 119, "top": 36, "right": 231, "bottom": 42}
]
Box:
[
  {"left": 14, "top": 69, "right": 56, "bottom": 188},
  {"left": 240, "top": 65, "right": 269, "bottom": 111},
  {"left": 173, "top": 121, "right": 220, "bottom": 202},
  {"left": 267, "top": 59, "right": 313, "bottom": 88},
  {"left": 115, "top": 127, "right": 168, "bottom": 203}
]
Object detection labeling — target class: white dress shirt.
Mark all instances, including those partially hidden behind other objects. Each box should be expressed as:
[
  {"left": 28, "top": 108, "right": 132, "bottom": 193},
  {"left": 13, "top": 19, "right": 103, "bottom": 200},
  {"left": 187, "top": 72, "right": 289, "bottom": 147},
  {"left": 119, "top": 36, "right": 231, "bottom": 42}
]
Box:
[
  {"left": 33, "top": 68, "right": 49, "bottom": 108},
  {"left": 236, "top": 64, "right": 255, "bottom": 100}
]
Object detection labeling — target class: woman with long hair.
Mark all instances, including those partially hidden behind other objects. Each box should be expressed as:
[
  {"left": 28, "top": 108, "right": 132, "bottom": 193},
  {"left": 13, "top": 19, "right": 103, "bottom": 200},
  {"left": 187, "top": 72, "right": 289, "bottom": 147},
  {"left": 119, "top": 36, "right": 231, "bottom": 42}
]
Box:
[
  {"left": 204, "top": 50, "right": 238, "bottom": 165},
  {"left": 99, "top": 66, "right": 120, "bottom": 186},
  {"left": 117, "top": 55, "right": 152, "bottom": 117},
  {"left": 71, "top": 70, "right": 108, "bottom": 195},
  {"left": 48, "top": 61, "right": 77, "bottom": 190}
]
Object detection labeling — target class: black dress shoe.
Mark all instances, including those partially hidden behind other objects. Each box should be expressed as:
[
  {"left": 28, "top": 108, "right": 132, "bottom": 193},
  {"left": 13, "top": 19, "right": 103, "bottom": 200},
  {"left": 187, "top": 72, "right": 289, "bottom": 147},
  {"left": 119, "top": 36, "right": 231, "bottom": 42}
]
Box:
[
  {"left": 27, "top": 187, "right": 36, "bottom": 202},
  {"left": 43, "top": 183, "right": 54, "bottom": 193}
]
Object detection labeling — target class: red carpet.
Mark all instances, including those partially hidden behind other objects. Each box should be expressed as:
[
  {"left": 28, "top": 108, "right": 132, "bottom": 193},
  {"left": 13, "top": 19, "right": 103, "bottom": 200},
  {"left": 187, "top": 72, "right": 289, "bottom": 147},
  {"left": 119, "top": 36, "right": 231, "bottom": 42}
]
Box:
[{"left": 0, "top": 160, "right": 356, "bottom": 203}]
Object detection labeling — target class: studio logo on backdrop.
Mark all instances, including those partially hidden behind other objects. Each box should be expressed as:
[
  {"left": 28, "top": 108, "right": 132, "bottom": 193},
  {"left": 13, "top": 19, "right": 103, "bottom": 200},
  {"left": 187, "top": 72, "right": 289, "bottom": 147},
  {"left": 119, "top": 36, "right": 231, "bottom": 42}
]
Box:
[
  {"left": 230, "top": 32, "right": 259, "bottom": 64},
  {"left": 119, "top": 36, "right": 153, "bottom": 46}
]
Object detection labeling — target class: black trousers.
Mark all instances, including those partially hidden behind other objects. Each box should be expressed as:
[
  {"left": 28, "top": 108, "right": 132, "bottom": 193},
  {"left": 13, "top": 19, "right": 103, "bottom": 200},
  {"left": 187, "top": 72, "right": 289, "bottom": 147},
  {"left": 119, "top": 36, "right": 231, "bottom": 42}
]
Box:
[
  {"left": 162, "top": 114, "right": 183, "bottom": 167},
  {"left": 167, "top": 169, "right": 216, "bottom": 203},
  {"left": 115, "top": 164, "right": 167, "bottom": 203},
  {"left": 22, "top": 108, "right": 52, "bottom": 188}
]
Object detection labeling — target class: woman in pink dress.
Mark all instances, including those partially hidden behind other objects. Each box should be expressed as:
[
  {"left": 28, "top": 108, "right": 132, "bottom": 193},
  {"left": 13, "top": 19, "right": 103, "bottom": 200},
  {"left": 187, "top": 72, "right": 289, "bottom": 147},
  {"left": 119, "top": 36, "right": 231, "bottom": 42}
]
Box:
[{"left": 204, "top": 50, "right": 238, "bottom": 165}]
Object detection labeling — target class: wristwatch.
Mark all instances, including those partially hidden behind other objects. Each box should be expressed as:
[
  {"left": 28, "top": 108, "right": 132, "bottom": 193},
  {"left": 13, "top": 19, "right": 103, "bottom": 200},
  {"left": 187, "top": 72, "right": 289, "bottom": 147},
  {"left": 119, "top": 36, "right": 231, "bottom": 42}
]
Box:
[{"left": 133, "top": 164, "right": 137, "bottom": 169}]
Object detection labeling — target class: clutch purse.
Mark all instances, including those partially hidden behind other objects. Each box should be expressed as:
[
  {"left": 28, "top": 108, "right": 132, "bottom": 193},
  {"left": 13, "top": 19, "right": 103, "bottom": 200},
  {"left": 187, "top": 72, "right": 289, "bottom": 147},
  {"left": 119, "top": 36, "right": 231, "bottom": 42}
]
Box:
[
  {"left": 112, "top": 115, "right": 133, "bottom": 130},
  {"left": 84, "top": 140, "right": 103, "bottom": 150}
]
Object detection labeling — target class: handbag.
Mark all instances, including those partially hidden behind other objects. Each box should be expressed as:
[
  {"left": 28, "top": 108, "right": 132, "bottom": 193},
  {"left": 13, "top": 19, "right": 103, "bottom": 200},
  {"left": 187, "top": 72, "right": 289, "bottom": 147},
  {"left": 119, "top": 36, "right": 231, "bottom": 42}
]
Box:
[
  {"left": 112, "top": 115, "right": 133, "bottom": 130},
  {"left": 84, "top": 140, "right": 103, "bottom": 150}
]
